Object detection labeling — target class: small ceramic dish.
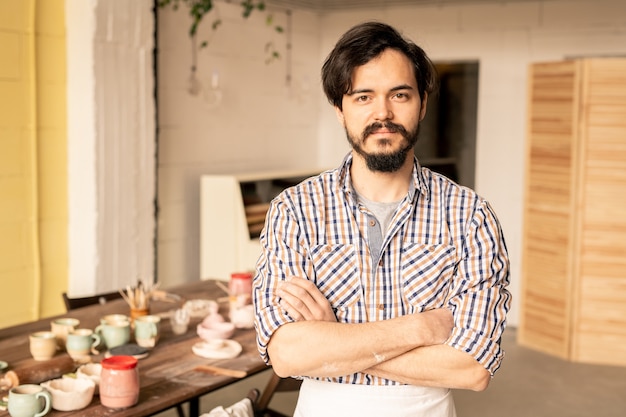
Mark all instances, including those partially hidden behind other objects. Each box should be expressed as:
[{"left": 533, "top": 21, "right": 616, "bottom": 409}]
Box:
[
  {"left": 183, "top": 299, "right": 219, "bottom": 318},
  {"left": 76, "top": 363, "right": 102, "bottom": 394},
  {"left": 105, "top": 343, "right": 149, "bottom": 360},
  {"left": 191, "top": 339, "right": 242, "bottom": 359},
  {"left": 41, "top": 377, "right": 95, "bottom": 411},
  {"left": 0, "top": 360, "right": 8, "bottom": 372},
  {"left": 197, "top": 321, "right": 235, "bottom": 341}
]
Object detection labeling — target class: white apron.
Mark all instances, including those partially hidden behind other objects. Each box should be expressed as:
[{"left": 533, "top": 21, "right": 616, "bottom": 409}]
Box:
[{"left": 294, "top": 378, "right": 457, "bottom": 417}]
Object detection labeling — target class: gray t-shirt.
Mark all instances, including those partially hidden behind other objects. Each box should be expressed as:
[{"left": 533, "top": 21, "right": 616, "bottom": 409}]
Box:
[{"left": 356, "top": 192, "right": 401, "bottom": 266}]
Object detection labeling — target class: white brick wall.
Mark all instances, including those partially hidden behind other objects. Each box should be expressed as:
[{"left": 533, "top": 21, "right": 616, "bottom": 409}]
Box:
[{"left": 157, "top": 4, "right": 322, "bottom": 286}]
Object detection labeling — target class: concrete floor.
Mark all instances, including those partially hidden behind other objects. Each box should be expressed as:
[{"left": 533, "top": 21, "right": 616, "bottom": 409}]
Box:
[
  {"left": 453, "top": 328, "right": 626, "bottom": 417},
  {"left": 156, "top": 327, "right": 626, "bottom": 416}
]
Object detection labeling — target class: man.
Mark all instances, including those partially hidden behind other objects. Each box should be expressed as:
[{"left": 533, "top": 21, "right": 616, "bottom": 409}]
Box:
[{"left": 253, "top": 21, "right": 511, "bottom": 416}]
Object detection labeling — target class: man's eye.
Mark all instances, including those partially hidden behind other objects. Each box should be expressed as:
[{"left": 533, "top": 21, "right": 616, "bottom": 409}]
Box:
[{"left": 356, "top": 95, "right": 369, "bottom": 102}]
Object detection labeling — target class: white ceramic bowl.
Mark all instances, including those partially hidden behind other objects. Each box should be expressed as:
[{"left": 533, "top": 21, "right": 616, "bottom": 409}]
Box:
[
  {"left": 41, "top": 377, "right": 95, "bottom": 411},
  {"left": 183, "top": 299, "right": 219, "bottom": 318},
  {"left": 196, "top": 321, "right": 235, "bottom": 341},
  {"left": 76, "top": 362, "right": 102, "bottom": 394}
]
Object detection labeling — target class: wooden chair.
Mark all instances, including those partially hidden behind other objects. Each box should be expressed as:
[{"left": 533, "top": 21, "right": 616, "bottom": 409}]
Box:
[
  {"left": 250, "top": 371, "right": 302, "bottom": 417},
  {"left": 62, "top": 291, "right": 123, "bottom": 312}
]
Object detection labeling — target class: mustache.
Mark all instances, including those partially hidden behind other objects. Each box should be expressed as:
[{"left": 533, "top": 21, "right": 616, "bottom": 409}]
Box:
[{"left": 362, "top": 121, "right": 408, "bottom": 138}]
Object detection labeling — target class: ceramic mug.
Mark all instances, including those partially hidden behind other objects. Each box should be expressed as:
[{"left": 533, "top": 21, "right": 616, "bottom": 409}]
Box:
[
  {"left": 50, "top": 318, "right": 80, "bottom": 350},
  {"left": 134, "top": 315, "right": 161, "bottom": 348},
  {"left": 230, "top": 304, "right": 254, "bottom": 329},
  {"left": 95, "top": 318, "right": 130, "bottom": 349},
  {"left": 100, "top": 314, "right": 129, "bottom": 324},
  {"left": 28, "top": 331, "right": 57, "bottom": 361},
  {"left": 170, "top": 308, "right": 190, "bottom": 335},
  {"left": 66, "top": 329, "right": 101, "bottom": 361},
  {"left": 8, "top": 384, "right": 52, "bottom": 417}
]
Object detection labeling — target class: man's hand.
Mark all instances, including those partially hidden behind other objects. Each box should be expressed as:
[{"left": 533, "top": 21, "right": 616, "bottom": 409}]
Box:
[
  {"left": 418, "top": 308, "right": 454, "bottom": 345},
  {"left": 276, "top": 276, "right": 337, "bottom": 322}
]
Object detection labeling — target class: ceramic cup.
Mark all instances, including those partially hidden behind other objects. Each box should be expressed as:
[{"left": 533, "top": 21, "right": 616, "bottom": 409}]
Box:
[
  {"left": 28, "top": 331, "right": 57, "bottom": 361},
  {"left": 170, "top": 308, "right": 190, "bottom": 335},
  {"left": 100, "top": 314, "right": 129, "bottom": 324},
  {"left": 134, "top": 315, "right": 161, "bottom": 348},
  {"left": 7, "top": 384, "right": 52, "bottom": 417},
  {"left": 66, "top": 329, "right": 101, "bottom": 362},
  {"left": 230, "top": 304, "right": 254, "bottom": 329},
  {"left": 50, "top": 318, "right": 80, "bottom": 350},
  {"left": 95, "top": 318, "right": 130, "bottom": 349}
]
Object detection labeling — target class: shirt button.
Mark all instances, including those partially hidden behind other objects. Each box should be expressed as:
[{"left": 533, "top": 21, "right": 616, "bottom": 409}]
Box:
[
  {"left": 377, "top": 304, "right": 384, "bottom": 310},
  {"left": 369, "top": 220, "right": 376, "bottom": 227}
]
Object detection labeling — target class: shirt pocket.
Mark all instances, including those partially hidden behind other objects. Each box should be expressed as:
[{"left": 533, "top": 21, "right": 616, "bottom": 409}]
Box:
[
  {"left": 401, "top": 243, "right": 457, "bottom": 312},
  {"left": 309, "top": 244, "right": 362, "bottom": 320}
]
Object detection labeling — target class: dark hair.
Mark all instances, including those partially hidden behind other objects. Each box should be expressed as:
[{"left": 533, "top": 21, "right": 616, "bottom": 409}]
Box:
[{"left": 321, "top": 21, "right": 438, "bottom": 110}]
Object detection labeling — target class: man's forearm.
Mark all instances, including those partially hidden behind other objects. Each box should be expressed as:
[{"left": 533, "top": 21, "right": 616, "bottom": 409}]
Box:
[
  {"left": 267, "top": 313, "right": 444, "bottom": 378},
  {"left": 366, "top": 344, "right": 491, "bottom": 391}
]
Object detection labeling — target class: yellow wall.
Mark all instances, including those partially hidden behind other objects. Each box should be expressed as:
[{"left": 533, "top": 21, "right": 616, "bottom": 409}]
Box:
[
  {"left": 35, "top": 0, "right": 67, "bottom": 319},
  {"left": 0, "top": 0, "right": 67, "bottom": 327}
]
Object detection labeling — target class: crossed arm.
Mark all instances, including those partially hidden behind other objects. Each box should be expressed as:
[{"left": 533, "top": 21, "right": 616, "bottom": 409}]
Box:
[{"left": 266, "top": 277, "right": 491, "bottom": 391}]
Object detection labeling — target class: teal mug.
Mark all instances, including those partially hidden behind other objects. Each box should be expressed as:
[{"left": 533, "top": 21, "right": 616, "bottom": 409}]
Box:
[
  {"left": 66, "top": 328, "right": 101, "bottom": 361},
  {"left": 134, "top": 315, "right": 161, "bottom": 348},
  {"left": 95, "top": 318, "right": 130, "bottom": 349},
  {"left": 8, "top": 384, "right": 52, "bottom": 417}
]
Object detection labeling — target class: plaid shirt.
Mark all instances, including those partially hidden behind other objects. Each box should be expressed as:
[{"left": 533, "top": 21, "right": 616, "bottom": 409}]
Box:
[{"left": 254, "top": 153, "right": 511, "bottom": 385}]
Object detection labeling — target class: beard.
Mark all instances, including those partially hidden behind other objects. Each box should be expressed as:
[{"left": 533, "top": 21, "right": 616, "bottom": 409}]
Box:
[{"left": 345, "top": 120, "right": 420, "bottom": 173}]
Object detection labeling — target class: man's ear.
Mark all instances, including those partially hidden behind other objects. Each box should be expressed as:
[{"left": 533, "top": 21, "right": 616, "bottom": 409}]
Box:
[
  {"left": 419, "top": 92, "right": 428, "bottom": 121},
  {"left": 334, "top": 106, "right": 345, "bottom": 126}
]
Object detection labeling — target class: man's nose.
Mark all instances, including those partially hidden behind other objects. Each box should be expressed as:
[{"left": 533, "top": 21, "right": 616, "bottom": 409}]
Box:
[{"left": 373, "top": 99, "right": 393, "bottom": 121}]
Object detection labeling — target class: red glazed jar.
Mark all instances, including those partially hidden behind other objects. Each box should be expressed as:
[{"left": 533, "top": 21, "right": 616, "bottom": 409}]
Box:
[
  {"left": 100, "top": 355, "right": 139, "bottom": 409},
  {"left": 229, "top": 272, "right": 253, "bottom": 305}
]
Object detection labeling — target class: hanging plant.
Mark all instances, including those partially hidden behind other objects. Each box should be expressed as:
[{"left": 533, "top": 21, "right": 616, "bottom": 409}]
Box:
[
  {"left": 158, "top": 0, "right": 288, "bottom": 96},
  {"left": 158, "top": 0, "right": 284, "bottom": 52}
]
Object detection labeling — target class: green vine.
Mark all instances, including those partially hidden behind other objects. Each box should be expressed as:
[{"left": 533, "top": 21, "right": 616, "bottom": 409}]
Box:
[{"left": 158, "top": 0, "right": 284, "bottom": 56}]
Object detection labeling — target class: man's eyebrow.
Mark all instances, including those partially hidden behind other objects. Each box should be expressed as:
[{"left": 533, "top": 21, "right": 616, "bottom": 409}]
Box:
[
  {"left": 391, "top": 84, "right": 415, "bottom": 92},
  {"left": 347, "top": 88, "right": 373, "bottom": 96},
  {"left": 347, "top": 84, "right": 415, "bottom": 95}
]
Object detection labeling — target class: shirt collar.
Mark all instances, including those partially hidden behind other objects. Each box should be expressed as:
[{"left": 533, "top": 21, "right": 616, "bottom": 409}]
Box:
[{"left": 337, "top": 153, "right": 430, "bottom": 202}]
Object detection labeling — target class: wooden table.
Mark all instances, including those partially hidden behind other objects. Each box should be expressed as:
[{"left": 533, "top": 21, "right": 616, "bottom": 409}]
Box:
[{"left": 0, "top": 280, "right": 269, "bottom": 416}]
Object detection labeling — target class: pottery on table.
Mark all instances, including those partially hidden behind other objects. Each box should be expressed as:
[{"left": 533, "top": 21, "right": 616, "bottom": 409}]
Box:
[
  {"left": 7, "top": 384, "right": 51, "bottom": 417},
  {"left": 196, "top": 319, "right": 235, "bottom": 341},
  {"left": 50, "top": 318, "right": 80, "bottom": 350},
  {"left": 76, "top": 362, "right": 102, "bottom": 394},
  {"left": 170, "top": 308, "right": 190, "bottom": 335},
  {"left": 28, "top": 331, "right": 57, "bottom": 361},
  {"left": 134, "top": 315, "right": 161, "bottom": 348},
  {"left": 40, "top": 377, "right": 95, "bottom": 411}
]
